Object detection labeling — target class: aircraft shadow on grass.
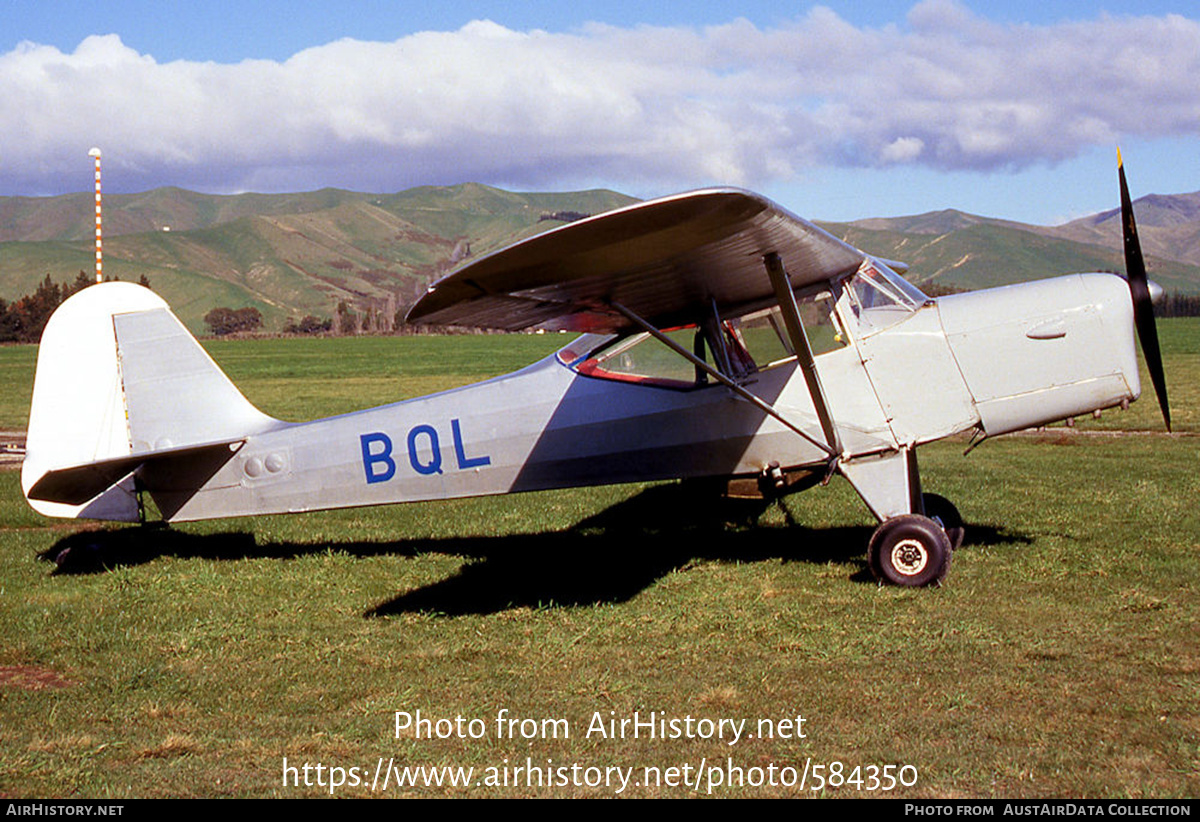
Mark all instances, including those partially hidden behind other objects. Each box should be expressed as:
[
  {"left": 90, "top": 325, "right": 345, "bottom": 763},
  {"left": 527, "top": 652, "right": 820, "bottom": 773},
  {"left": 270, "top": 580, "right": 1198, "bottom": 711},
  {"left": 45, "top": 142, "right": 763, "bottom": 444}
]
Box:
[{"left": 40, "top": 483, "right": 1032, "bottom": 616}]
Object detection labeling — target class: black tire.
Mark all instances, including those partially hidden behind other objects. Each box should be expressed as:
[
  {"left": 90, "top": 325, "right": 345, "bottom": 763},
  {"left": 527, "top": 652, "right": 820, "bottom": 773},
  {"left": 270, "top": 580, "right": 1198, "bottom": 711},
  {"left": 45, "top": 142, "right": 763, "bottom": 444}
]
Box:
[
  {"left": 868, "top": 514, "right": 952, "bottom": 587},
  {"left": 922, "top": 493, "right": 964, "bottom": 550}
]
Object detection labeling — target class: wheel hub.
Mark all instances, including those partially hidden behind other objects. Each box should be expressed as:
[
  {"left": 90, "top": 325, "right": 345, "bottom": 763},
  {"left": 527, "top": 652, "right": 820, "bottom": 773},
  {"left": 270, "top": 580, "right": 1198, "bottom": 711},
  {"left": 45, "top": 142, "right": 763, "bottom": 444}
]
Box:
[{"left": 891, "top": 539, "right": 929, "bottom": 576}]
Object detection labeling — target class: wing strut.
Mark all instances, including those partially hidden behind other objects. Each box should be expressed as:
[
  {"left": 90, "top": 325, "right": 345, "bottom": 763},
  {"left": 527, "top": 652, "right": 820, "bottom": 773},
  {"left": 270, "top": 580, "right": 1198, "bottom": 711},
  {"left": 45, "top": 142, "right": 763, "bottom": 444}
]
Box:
[
  {"left": 609, "top": 301, "right": 838, "bottom": 458},
  {"left": 762, "top": 252, "right": 844, "bottom": 456}
]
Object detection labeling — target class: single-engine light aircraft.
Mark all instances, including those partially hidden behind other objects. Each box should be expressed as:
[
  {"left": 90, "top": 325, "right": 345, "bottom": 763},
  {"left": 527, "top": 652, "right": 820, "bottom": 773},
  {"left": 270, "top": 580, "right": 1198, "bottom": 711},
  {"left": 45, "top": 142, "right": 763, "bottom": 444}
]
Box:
[{"left": 22, "top": 158, "right": 1169, "bottom": 586}]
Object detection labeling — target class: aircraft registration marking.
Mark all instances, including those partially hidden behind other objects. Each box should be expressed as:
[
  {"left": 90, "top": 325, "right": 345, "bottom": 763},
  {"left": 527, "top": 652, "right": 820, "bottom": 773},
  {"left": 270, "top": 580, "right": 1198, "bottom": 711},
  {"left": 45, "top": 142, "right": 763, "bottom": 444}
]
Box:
[{"left": 360, "top": 419, "right": 491, "bottom": 483}]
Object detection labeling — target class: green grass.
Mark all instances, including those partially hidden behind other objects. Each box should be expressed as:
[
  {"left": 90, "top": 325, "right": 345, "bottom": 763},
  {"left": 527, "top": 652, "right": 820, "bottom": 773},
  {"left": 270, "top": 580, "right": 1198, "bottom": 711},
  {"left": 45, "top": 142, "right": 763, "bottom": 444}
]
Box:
[
  {"left": 206, "top": 333, "right": 571, "bottom": 421},
  {"left": 0, "top": 325, "right": 1198, "bottom": 798}
]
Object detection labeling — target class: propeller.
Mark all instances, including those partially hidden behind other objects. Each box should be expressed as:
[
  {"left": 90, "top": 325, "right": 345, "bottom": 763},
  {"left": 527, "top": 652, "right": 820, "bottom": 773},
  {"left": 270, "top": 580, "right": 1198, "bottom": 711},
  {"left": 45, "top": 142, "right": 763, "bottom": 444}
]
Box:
[{"left": 1118, "top": 148, "right": 1171, "bottom": 431}]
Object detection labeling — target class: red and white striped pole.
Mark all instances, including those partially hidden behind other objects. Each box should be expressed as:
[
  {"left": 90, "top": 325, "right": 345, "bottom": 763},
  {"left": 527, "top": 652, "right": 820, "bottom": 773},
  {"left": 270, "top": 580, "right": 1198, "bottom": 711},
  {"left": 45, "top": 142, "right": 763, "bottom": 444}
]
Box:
[{"left": 88, "top": 147, "right": 103, "bottom": 283}]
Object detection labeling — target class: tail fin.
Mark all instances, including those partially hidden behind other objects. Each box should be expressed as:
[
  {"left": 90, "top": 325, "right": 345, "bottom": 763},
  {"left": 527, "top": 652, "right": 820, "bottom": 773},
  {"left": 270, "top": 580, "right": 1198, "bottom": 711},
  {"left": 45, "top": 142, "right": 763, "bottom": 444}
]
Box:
[{"left": 22, "top": 282, "right": 279, "bottom": 520}]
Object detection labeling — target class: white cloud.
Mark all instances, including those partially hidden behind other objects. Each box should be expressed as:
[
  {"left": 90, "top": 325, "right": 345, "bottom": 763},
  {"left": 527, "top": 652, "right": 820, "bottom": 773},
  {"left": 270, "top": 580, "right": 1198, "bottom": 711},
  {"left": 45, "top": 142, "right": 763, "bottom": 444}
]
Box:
[
  {"left": 2, "top": 2, "right": 1198, "bottom": 195},
  {"left": 881, "top": 137, "right": 925, "bottom": 164}
]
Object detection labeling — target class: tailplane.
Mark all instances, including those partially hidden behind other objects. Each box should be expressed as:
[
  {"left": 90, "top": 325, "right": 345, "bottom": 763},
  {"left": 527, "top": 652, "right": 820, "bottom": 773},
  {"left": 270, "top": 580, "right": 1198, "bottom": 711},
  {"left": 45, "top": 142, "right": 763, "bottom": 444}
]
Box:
[{"left": 21, "top": 283, "right": 280, "bottom": 520}]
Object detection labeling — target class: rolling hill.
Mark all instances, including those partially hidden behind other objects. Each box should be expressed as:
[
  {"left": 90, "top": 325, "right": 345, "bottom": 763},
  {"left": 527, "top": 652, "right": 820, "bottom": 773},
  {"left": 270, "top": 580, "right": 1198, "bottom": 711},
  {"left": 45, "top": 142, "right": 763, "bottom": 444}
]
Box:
[
  {"left": 2, "top": 183, "right": 1198, "bottom": 333},
  {"left": 1044, "top": 191, "right": 1200, "bottom": 268},
  {"left": 827, "top": 191, "right": 1200, "bottom": 295},
  {"left": 0, "top": 184, "right": 636, "bottom": 332}
]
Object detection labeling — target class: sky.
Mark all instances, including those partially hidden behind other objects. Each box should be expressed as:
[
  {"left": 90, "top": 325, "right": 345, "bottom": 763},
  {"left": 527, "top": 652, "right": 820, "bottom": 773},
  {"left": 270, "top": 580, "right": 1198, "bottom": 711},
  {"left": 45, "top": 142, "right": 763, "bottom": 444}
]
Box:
[{"left": 2, "top": 0, "right": 1198, "bottom": 224}]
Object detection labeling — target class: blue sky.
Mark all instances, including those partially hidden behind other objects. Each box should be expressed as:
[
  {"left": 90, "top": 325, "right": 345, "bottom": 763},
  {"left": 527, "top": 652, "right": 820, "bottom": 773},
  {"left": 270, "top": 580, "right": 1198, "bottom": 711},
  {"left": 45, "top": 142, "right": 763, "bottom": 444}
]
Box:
[
  {"left": 3, "top": 1, "right": 1198, "bottom": 224},
  {"left": 7, "top": 1, "right": 1194, "bottom": 62}
]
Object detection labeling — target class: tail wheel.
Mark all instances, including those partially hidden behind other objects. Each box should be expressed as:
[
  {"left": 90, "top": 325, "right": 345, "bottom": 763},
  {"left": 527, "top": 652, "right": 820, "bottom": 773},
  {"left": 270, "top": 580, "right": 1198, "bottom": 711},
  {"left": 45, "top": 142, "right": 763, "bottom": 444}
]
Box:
[{"left": 868, "top": 514, "right": 952, "bottom": 587}]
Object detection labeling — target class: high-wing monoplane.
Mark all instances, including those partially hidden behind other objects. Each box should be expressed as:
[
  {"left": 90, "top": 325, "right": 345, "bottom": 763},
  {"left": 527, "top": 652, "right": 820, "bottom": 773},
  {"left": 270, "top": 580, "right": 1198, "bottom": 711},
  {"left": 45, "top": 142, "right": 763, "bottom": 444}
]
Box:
[{"left": 21, "top": 157, "right": 1169, "bottom": 586}]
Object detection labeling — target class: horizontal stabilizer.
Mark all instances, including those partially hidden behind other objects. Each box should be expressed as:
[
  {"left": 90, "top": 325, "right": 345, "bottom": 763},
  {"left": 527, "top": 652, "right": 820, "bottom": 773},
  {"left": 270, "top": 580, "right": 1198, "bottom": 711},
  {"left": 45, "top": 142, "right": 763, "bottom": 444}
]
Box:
[{"left": 26, "top": 440, "right": 243, "bottom": 506}]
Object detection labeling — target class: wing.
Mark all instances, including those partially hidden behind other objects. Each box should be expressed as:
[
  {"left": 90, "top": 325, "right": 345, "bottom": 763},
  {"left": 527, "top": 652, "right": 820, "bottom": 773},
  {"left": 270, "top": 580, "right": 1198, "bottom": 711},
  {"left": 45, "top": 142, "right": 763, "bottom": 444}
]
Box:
[{"left": 406, "top": 188, "right": 868, "bottom": 333}]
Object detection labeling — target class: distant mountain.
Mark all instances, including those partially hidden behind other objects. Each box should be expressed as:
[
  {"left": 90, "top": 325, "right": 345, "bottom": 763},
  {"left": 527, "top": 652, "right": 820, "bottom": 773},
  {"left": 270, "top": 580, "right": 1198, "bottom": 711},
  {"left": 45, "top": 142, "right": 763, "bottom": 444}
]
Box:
[
  {"left": 847, "top": 208, "right": 1030, "bottom": 236},
  {"left": 0, "top": 186, "right": 370, "bottom": 243},
  {"left": 1069, "top": 191, "right": 1200, "bottom": 230},
  {"left": 0, "top": 183, "right": 636, "bottom": 332},
  {"left": 834, "top": 190, "right": 1200, "bottom": 294},
  {"left": 2, "top": 184, "right": 1198, "bottom": 333},
  {"left": 1041, "top": 191, "right": 1200, "bottom": 268}
]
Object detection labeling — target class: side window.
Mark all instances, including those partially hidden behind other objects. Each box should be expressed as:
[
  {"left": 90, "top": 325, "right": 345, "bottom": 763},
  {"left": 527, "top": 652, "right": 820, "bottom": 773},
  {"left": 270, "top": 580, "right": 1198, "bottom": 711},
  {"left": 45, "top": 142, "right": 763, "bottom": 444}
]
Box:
[
  {"left": 575, "top": 328, "right": 706, "bottom": 387},
  {"left": 738, "top": 290, "right": 848, "bottom": 368},
  {"left": 798, "top": 291, "right": 847, "bottom": 356},
  {"left": 570, "top": 284, "right": 854, "bottom": 387},
  {"left": 573, "top": 322, "right": 760, "bottom": 388}
]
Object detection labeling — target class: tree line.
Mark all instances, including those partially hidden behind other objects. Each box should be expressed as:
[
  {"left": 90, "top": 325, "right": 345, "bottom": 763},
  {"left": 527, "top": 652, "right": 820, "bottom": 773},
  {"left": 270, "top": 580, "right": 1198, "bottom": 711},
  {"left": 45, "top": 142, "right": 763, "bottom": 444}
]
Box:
[
  {"left": 203, "top": 306, "right": 264, "bottom": 336},
  {"left": 204, "top": 308, "right": 337, "bottom": 335},
  {"left": 1155, "top": 291, "right": 1200, "bottom": 318},
  {"left": 0, "top": 272, "right": 151, "bottom": 343}
]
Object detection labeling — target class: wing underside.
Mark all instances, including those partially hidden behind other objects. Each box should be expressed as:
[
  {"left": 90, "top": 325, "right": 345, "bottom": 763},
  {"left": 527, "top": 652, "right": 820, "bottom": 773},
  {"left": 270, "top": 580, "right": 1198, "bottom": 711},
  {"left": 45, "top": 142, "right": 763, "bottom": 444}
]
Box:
[{"left": 406, "top": 188, "right": 868, "bottom": 333}]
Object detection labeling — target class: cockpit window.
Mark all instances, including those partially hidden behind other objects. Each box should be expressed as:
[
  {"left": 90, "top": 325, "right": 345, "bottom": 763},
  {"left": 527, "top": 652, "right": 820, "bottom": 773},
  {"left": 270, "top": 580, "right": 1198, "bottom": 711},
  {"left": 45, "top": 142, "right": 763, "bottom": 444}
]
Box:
[
  {"left": 562, "top": 285, "right": 854, "bottom": 388},
  {"left": 843, "top": 260, "right": 928, "bottom": 335},
  {"left": 577, "top": 328, "right": 700, "bottom": 387},
  {"left": 739, "top": 289, "right": 847, "bottom": 364},
  {"left": 566, "top": 321, "right": 758, "bottom": 389}
]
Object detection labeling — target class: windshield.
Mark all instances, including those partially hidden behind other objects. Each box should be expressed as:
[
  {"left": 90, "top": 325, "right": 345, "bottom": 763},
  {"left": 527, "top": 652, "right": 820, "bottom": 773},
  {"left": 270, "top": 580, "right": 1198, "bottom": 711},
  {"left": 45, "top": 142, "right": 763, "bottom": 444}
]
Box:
[{"left": 843, "top": 259, "right": 927, "bottom": 335}]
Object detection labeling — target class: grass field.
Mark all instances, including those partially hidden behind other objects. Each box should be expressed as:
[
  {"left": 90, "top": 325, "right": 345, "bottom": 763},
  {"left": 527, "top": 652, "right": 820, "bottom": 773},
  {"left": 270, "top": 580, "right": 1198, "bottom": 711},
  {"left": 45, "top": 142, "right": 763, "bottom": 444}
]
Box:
[{"left": 1, "top": 324, "right": 1197, "bottom": 798}]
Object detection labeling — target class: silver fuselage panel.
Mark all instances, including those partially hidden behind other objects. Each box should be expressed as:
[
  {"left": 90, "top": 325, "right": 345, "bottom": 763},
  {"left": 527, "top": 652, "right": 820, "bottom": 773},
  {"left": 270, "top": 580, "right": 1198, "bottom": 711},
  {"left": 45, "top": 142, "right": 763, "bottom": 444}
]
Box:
[{"left": 152, "top": 350, "right": 890, "bottom": 522}]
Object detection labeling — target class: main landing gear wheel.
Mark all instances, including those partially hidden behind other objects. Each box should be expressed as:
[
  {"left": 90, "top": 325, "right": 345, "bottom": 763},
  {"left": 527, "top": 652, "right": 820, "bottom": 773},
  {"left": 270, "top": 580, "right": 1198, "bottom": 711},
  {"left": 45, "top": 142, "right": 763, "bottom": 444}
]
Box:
[
  {"left": 868, "top": 514, "right": 952, "bottom": 587},
  {"left": 921, "top": 493, "right": 964, "bottom": 551}
]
